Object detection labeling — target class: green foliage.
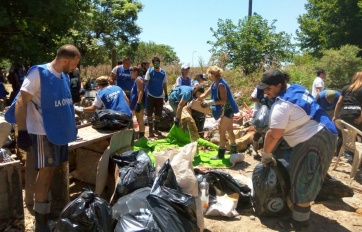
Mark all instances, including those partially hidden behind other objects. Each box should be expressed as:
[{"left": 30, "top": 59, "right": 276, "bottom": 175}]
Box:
[
  {"left": 0, "top": 0, "right": 87, "bottom": 63},
  {"left": 316, "top": 45, "right": 362, "bottom": 90},
  {"left": 132, "top": 41, "right": 180, "bottom": 65},
  {"left": 297, "top": 0, "right": 362, "bottom": 54},
  {"left": 67, "top": 0, "right": 143, "bottom": 66},
  {"left": 208, "top": 14, "right": 296, "bottom": 74},
  {"left": 0, "top": 0, "right": 143, "bottom": 66}
]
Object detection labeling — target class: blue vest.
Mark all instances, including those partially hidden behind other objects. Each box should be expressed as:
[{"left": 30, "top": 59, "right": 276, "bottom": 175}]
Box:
[
  {"left": 318, "top": 90, "right": 340, "bottom": 111},
  {"left": 178, "top": 76, "right": 191, "bottom": 86},
  {"left": 98, "top": 85, "right": 132, "bottom": 116},
  {"left": 5, "top": 65, "right": 77, "bottom": 145},
  {"left": 210, "top": 78, "right": 239, "bottom": 120},
  {"left": 116, "top": 65, "right": 133, "bottom": 92},
  {"left": 169, "top": 86, "right": 193, "bottom": 102},
  {"left": 147, "top": 68, "right": 166, "bottom": 97},
  {"left": 278, "top": 84, "right": 337, "bottom": 134},
  {"left": 130, "top": 76, "right": 147, "bottom": 110}
]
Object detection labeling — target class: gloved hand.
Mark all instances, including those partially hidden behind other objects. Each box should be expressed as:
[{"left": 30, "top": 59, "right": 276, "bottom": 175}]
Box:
[
  {"left": 135, "top": 103, "right": 141, "bottom": 113},
  {"left": 164, "top": 93, "right": 168, "bottom": 102},
  {"left": 174, "top": 118, "right": 180, "bottom": 127},
  {"left": 261, "top": 151, "right": 276, "bottom": 166},
  {"left": 17, "top": 130, "right": 32, "bottom": 150},
  {"left": 201, "top": 100, "right": 215, "bottom": 108},
  {"left": 74, "top": 106, "right": 84, "bottom": 115}
]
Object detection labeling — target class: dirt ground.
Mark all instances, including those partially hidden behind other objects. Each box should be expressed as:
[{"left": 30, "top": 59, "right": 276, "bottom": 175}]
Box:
[{"left": 21, "top": 136, "right": 362, "bottom": 232}]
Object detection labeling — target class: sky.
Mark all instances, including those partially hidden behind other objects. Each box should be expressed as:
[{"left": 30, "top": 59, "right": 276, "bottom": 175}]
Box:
[{"left": 136, "top": 0, "right": 308, "bottom": 66}]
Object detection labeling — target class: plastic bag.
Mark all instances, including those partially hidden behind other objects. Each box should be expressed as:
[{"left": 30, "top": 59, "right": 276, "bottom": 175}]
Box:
[
  {"left": 112, "top": 150, "right": 155, "bottom": 198},
  {"left": 251, "top": 105, "right": 270, "bottom": 133},
  {"left": 147, "top": 160, "right": 199, "bottom": 232},
  {"left": 112, "top": 187, "right": 161, "bottom": 232},
  {"left": 252, "top": 160, "right": 291, "bottom": 217},
  {"left": 195, "top": 169, "right": 253, "bottom": 210},
  {"left": 56, "top": 189, "right": 112, "bottom": 232},
  {"left": 90, "top": 109, "right": 131, "bottom": 130},
  {"left": 145, "top": 106, "right": 174, "bottom": 131}
]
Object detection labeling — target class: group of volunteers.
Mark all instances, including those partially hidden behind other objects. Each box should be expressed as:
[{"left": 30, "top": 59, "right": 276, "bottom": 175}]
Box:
[{"left": 4, "top": 43, "right": 362, "bottom": 231}]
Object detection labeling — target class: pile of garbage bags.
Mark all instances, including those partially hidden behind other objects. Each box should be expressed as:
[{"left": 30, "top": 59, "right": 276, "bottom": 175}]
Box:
[{"left": 56, "top": 142, "right": 255, "bottom": 232}]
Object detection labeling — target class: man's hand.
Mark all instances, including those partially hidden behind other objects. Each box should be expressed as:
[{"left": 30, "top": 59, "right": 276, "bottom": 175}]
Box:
[
  {"left": 135, "top": 103, "right": 141, "bottom": 113},
  {"left": 261, "top": 151, "right": 276, "bottom": 166},
  {"left": 164, "top": 93, "right": 168, "bottom": 102},
  {"left": 174, "top": 118, "right": 180, "bottom": 127},
  {"left": 17, "top": 130, "right": 32, "bottom": 149}
]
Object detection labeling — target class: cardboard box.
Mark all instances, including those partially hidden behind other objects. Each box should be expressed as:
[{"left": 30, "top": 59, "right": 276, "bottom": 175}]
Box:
[{"left": 190, "top": 100, "right": 211, "bottom": 115}]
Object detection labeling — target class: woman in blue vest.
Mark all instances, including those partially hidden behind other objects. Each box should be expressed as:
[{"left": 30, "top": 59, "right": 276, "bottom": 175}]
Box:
[
  {"left": 76, "top": 76, "right": 132, "bottom": 117},
  {"left": 130, "top": 66, "right": 147, "bottom": 139},
  {"left": 175, "top": 64, "right": 191, "bottom": 87},
  {"left": 257, "top": 70, "right": 337, "bottom": 230},
  {"left": 200, "top": 66, "right": 239, "bottom": 159}
]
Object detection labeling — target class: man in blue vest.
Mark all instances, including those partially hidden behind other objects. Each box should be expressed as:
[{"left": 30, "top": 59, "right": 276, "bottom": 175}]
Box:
[
  {"left": 6, "top": 44, "right": 80, "bottom": 231},
  {"left": 75, "top": 76, "right": 132, "bottom": 116},
  {"left": 110, "top": 57, "right": 133, "bottom": 100},
  {"left": 145, "top": 57, "right": 168, "bottom": 138}
]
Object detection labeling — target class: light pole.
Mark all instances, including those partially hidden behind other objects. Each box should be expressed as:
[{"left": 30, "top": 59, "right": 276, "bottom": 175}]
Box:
[{"left": 192, "top": 51, "right": 197, "bottom": 67}]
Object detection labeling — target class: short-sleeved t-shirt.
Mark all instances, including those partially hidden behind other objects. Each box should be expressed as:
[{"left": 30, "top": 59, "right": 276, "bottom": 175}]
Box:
[
  {"left": 21, "top": 63, "right": 62, "bottom": 135},
  {"left": 269, "top": 99, "right": 323, "bottom": 147},
  {"left": 312, "top": 76, "right": 325, "bottom": 98},
  {"left": 340, "top": 85, "right": 362, "bottom": 115}
]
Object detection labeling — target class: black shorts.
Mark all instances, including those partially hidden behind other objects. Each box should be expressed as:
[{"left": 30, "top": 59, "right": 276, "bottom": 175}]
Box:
[
  {"left": 30, "top": 134, "right": 68, "bottom": 170},
  {"left": 221, "top": 108, "right": 234, "bottom": 119},
  {"left": 147, "top": 95, "right": 164, "bottom": 118}
]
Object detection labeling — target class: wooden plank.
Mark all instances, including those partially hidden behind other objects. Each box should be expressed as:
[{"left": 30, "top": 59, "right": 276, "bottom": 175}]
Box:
[{"left": 69, "top": 126, "right": 121, "bottom": 150}]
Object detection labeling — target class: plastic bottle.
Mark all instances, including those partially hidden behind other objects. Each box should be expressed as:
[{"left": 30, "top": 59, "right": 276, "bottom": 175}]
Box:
[{"left": 200, "top": 178, "right": 209, "bottom": 214}]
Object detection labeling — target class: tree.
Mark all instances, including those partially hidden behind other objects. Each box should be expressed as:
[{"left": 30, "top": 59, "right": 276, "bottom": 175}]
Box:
[
  {"left": 317, "top": 45, "right": 362, "bottom": 90},
  {"left": 0, "top": 0, "right": 143, "bottom": 66},
  {"left": 65, "top": 0, "right": 143, "bottom": 66},
  {"left": 132, "top": 41, "right": 179, "bottom": 66},
  {"left": 297, "top": 0, "right": 362, "bottom": 54},
  {"left": 0, "top": 0, "right": 88, "bottom": 64},
  {"left": 208, "top": 14, "right": 295, "bottom": 74}
]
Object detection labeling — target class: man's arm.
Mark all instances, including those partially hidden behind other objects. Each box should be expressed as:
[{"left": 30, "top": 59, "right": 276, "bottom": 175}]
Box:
[
  {"left": 15, "top": 90, "right": 33, "bottom": 130},
  {"left": 263, "top": 128, "right": 285, "bottom": 153}
]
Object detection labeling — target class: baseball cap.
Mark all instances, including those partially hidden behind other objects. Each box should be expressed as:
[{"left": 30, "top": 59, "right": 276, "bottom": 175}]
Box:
[
  {"left": 181, "top": 64, "right": 190, "bottom": 70},
  {"left": 95, "top": 76, "right": 109, "bottom": 85},
  {"left": 257, "top": 70, "right": 285, "bottom": 90},
  {"left": 325, "top": 90, "right": 337, "bottom": 102}
]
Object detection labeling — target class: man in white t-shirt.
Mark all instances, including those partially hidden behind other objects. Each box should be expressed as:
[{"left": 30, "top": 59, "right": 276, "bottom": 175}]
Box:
[
  {"left": 311, "top": 69, "right": 326, "bottom": 98},
  {"left": 14, "top": 45, "right": 80, "bottom": 231}
]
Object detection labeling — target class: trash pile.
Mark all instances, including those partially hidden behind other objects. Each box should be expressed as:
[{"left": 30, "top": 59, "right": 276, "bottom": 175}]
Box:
[{"left": 58, "top": 142, "right": 253, "bottom": 231}]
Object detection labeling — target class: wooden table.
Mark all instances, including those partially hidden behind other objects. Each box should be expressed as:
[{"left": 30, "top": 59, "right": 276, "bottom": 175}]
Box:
[{"left": 24, "top": 126, "right": 134, "bottom": 213}]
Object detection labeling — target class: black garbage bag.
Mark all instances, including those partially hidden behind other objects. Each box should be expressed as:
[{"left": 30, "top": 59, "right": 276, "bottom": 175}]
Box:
[
  {"left": 194, "top": 169, "right": 253, "bottom": 209},
  {"left": 251, "top": 105, "right": 270, "bottom": 134},
  {"left": 56, "top": 189, "right": 112, "bottom": 232},
  {"left": 146, "top": 160, "right": 199, "bottom": 232},
  {"left": 145, "top": 106, "right": 174, "bottom": 131},
  {"left": 252, "top": 160, "right": 291, "bottom": 217},
  {"left": 112, "top": 150, "right": 155, "bottom": 198},
  {"left": 90, "top": 109, "right": 131, "bottom": 130},
  {"left": 113, "top": 187, "right": 160, "bottom": 232}
]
